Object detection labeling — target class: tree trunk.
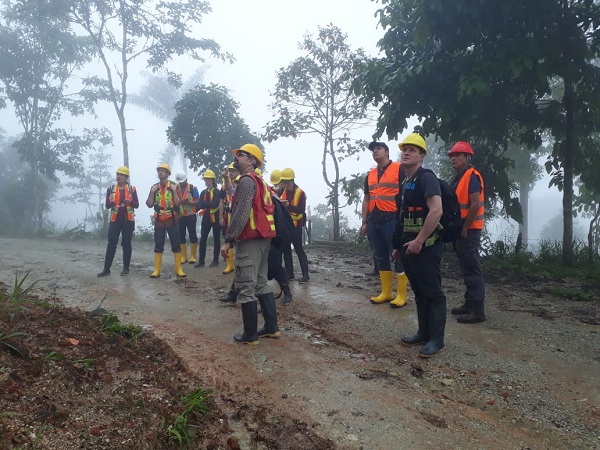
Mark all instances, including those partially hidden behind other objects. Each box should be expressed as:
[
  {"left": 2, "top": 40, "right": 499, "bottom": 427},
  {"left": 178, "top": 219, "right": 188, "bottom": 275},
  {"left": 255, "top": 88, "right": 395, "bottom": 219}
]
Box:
[
  {"left": 562, "top": 76, "right": 575, "bottom": 266},
  {"left": 518, "top": 181, "right": 530, "bottom": 248},
  {"left": 588, "top": 205, "right": 600, "bottom": 264},
  {"left": 118, "top": 110, "right": 129, "bottom": 168}
]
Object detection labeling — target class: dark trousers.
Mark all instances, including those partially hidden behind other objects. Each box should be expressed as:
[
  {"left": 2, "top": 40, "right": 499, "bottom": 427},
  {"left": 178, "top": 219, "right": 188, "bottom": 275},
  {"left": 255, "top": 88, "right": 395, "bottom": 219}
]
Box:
[
  {"left": 268, "top": 244, "right": 289, "bottom": 288},
  {"left": 103, "top": 217, "right": 134, "bottom": 271},
  {"left": 154, "top": 221, "right": 180, "bottom": 253},
  {"left": 456, "top": 229, "right": 485, "bottom": 315},
  {"left": 199, "top": 216, "right": 221, "bottom": 264},
  {"left": 367, "top": 218, "right": 402, "bottom": 272},
  {"left": 401, "top": 240, "right": 447, "bottom": 342},
  {"left": 282, "top": 225, "right": 309, "bottom": 278},
  {"left": 178, "top": 214, "right": 198, "bottom": 244}
]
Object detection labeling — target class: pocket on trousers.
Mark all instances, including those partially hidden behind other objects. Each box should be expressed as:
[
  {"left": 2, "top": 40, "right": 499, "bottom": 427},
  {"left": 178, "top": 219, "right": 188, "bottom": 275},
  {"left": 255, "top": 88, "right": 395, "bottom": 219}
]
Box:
[{"left": 235, "top": 250, "right": 253, "bottom": 282}]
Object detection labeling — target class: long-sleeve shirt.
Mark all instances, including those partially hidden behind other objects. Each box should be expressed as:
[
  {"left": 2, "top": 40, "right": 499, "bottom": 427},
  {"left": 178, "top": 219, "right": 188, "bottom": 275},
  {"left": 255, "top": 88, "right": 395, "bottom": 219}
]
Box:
[
  {"left": 104, "top": 185, "right": 140, "bottom": 218},
  {"left": 225, "top": 175, "right": 256, "bottom": 242}
]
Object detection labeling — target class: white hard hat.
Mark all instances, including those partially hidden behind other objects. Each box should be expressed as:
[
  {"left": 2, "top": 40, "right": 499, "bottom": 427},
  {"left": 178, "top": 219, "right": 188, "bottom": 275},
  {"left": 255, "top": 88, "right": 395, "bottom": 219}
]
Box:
[{"left": 175, "top": 171, "right": 187, "bottom": 182}]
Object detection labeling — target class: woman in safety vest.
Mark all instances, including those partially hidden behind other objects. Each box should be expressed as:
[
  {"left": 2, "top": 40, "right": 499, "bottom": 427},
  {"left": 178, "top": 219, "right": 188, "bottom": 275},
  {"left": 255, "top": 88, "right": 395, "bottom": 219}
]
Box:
[
  {"left": 98, "top": 166, "right": 139, "bottom": 277},
  {"left": 194, "top": 169, "right": 225, "bottom": 268}
]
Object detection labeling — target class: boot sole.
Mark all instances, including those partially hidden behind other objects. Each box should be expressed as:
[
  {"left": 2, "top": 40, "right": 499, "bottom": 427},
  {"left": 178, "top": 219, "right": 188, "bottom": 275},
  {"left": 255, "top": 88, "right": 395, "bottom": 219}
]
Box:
[
  {"left": 235, "top": 340, "right": 259, "bottom": 345},
  {"left": 370, "top": 299, "right": 392, "bottom": 304},
  {"left": 389, "top": 303, "right": 407, "bottom": 308},
  {"left": 418, "top": 345, "right": 445, "bottom": 358},
  {"left": 401, "top": 340, "right": 427, "bottom": 346},
  {"left": 258, "top": 331, "right": 281, "bottom": 339}
]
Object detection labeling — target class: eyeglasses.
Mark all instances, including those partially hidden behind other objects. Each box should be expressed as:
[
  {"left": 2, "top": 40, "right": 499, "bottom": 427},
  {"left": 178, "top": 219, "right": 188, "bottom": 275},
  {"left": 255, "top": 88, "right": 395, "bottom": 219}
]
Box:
[{"left": 236, "top": 151, "right": 250, "bottom": 158}]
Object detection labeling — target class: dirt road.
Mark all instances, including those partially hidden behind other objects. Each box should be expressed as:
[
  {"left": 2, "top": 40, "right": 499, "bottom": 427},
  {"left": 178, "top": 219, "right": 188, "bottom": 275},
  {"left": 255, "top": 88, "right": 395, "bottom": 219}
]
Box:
[{"left": 1, "top": 237, "right": 598, "bottom": 449}]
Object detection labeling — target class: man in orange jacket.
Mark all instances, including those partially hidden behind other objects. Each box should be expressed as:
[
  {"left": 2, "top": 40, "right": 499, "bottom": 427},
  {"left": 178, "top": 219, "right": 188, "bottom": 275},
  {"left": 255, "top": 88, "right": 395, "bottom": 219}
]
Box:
[
  {"left": 360, "top": 141, "right": 408, "bottom": 308},
  {"left": 448, "top": 142, "right": 486, "bottom": 324}
]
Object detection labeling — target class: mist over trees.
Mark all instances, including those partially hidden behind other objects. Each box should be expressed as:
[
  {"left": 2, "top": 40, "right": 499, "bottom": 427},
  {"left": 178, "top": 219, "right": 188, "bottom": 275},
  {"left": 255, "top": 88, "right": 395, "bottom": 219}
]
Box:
[
  {"left": 264, "top": 24, "right": 371, "bottom": 241},
  {"left": 353, "top": 0, "right": 600, "bottom": 264}
]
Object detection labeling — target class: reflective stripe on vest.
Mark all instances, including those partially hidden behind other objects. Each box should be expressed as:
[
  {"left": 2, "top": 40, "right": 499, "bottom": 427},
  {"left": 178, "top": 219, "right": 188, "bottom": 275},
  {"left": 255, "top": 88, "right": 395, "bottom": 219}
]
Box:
[
  {"left": 456, "top": 167, "right": 484, "bottom": 230},
  {"left": 180, "top": 183, "right": 197, "bottom": 216},
  {"left": 154, "top": 181, "right": 176, "bottom": 221},
  {"left": 110, "top": 184, "right": 135, "bottom": 222},
  {"left": 201, "top": 188, "right": 220, "bottom": 223},
  {"left": 367, "top": 162, "right": 401, "bottom": 212},
  {"left": 281, "top": 186, "right": 304, "bottom": 227},
  {"left": 233, "top": 173, "right": 276, "bottom": 241}
]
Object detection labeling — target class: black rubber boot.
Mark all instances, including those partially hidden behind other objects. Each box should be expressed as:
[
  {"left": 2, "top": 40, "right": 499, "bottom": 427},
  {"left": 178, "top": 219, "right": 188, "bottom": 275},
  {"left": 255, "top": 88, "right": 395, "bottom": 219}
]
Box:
[
  {"left": 281, "top": 285, "right": 293, "bottom": 305},
  {"left": 418, "top": 299, "right": 446, "bottom": 358},
  {"left": 220, "top": 281, "right": 238, "bottom": 303},
  {"left": 298, "top": 273, "right": 310, "bottom": 283},
  {"left": 451, "top": 303, "right": 469, "bottom": 315},
  {"left": 98, "top": 246, "right": 116, "bottom": 277},
  {"left": 257, "top": 292, "right": 280, "bottom": 338},
  {"left": 457, "top": 312, "right": 486, "bottom": 324},
  {"left": 121, "top": 248, "right": 132, "bottom": 276},
  {"left": 401, "top": 301, "right": 429, "bottom": 346},
  {"left": 233, "top": 301, "right": 259, "bottom": 345},
  {"left": 220, "top": 290, "right": 239, "bottom": 303}
]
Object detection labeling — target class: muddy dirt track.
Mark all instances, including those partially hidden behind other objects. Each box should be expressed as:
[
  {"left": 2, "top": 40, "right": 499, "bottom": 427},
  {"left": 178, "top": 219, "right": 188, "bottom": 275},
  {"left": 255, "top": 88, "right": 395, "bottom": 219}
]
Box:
[{"left": 0, "top": 236, "right": 599, "bottom": 449}]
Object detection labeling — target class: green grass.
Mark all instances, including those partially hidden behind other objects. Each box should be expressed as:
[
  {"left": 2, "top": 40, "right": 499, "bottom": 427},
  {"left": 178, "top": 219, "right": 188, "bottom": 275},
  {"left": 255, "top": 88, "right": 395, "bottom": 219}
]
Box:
[
  {"left": 168, "top": 387, "right": 212, "bottom": 447},
  {"left": 0, "top": 331, "right": 28, "bottom": 357},
  {"left": 0, "top": 271, "right": 38, "bottom": 320},
  {"left": 99, "top": 312, "right": 144, "bottom": 342}
]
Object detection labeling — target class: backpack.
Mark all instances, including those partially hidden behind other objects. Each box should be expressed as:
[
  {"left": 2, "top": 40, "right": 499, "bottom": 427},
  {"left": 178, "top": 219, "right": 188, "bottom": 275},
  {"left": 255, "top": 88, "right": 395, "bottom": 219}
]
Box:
[
  {"left": 271, "top": 195, "right": 295, "bottom": 248},
  {"left": 419, "top": 169, "right": 463, "bottom": 243}
]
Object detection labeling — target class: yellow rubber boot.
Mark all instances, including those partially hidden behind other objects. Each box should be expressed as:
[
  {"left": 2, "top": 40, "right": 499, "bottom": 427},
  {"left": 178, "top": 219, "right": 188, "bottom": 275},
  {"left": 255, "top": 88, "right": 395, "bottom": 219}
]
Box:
[
  {"left": 222, "top": 248, "right": 234, "bottom": 274},
  {"left": 189, "top": 243, "right": 198, "bottom": 264},
  {"left": 390, "top": 272, "right": 409, "bottom": 308},
  {"left": 150, "top": 253, "right": 162, "bottom": 278},
  {"left": 180, "top": 243, "right": 188, "bottom": 264},
  {"left": 174, "top": 253, "right": 187, "bottom": 277},
  {"left": 370, "top": 271, "right": 394, "bottom": 303}
]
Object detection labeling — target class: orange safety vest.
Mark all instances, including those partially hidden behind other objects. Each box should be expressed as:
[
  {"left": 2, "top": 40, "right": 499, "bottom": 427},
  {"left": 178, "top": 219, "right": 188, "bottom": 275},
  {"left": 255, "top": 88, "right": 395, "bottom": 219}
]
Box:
[
  {"left": 367, "top": 162, "right": 401, "bottom": 212},
  {"left": 153, "top": 181, "right": 178, "bottom": 222},
  {"left": 455, "top": 167, "right": 485, "bottom": 230},
  {"left": 280, "top": 186, "right": 305, "bottom": 227},
  {"left": 232, "top": 172, "right": 276, "bottom": 241},
  {"left": 200, "top": 187, "right": 220, "bottom": 223},
  {"left": 109, "top": 184, "right": 135, "bottom": 222},
  {"left": 179, "top": 183, "right": 198, "bottom": 216}
]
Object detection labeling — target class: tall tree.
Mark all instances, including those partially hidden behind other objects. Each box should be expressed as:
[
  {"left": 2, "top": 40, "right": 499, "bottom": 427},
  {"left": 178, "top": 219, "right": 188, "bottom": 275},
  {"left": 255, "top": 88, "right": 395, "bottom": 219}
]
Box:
[
  {"left": 129, "top": 68, "right": 207, "bottom": 171},
  {"left": 0, "top": 0, "right": 109, "bottom": 230},
  {"left": 62, "top": 145, "right": 113, "bottom": 236},
  {"left": 167, "top": 84, "right": 260, "bottom": 173},
  {"left": 354, "top": 0, "right": 600, "bottom": 265},
  {"left": 67, "top": 0, "right": 230, "bottom": 167},
  {"left": 264, "top": 24, "right": 372, "bottom": 241}
]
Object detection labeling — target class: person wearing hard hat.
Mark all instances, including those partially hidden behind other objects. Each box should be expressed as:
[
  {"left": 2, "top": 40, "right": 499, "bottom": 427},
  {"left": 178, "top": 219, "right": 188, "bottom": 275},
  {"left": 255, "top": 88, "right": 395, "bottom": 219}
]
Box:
[
  {"left": 392, "top": 132, "right": 447, "bottom": 358},
  {"left": 219, "top": 162, "right": 240, "bottom": 275},
  {"left": 221, "top": 143, "right": 279, "bottom": 345},
  {"left": 278, "top": 167, "right": 310, "bottom": 283},
  {"left": 269, "top": 169, "right": 282, "bottom": 189},
  {"left": 175, "top": 171, "right": 200, "bottom": 265},
  {"left": 360, "top": 141, "right": 408, "bottom": 308},
  {"left": 146, "top": 163, "right": 186, "bottom": 278},
  {"left": 448, "top": 142, "right": 486, "bottom": 324},
  {"left": 97, "top": 166, "right": 139, "bottom": 277},
  {"left": 195, "top": 169, "right": 225, "bottom": 268}
]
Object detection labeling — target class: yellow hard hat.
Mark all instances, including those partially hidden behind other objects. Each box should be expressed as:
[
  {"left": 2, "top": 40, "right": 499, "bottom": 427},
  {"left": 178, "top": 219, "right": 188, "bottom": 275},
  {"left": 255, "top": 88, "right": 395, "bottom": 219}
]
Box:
[
  {"left": 232, "top": 143, "right": 264, "bottom": 166},
  {"left": 280, "top": 168, "right": 295, "bottom": 181},
  {"left": 270, "top": 169, "right": 282, "bottom": 185},
  {"left": 255, "top": 168, "right": 262, "bottom": 177},
  {"left": 398, "top": 133, "right": 427, "bottom": 154},
  {"left": 116, "top": 166, "right": 130, "bottom": 177},
  {"left": 156, "top": 163, "right": 171, "bottom": 174},
  {"left": 228, "top": 162, "right": 236, "bottom": 169},
  {"left": 203, "top": 169, "right": 216, "bottom": 179}
]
